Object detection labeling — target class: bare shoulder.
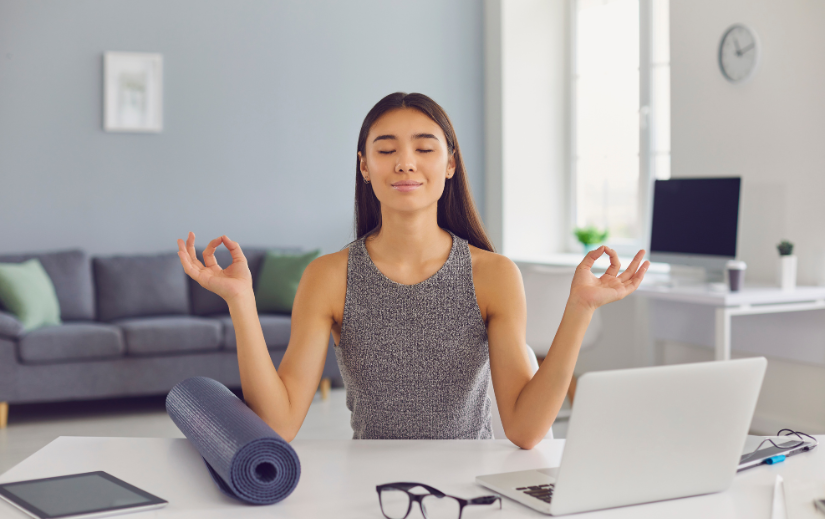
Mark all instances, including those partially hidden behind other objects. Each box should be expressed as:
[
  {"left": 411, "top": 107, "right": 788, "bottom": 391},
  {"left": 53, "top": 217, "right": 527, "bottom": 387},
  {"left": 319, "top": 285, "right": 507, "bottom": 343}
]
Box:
[
  {"left": 298, "top": 248, "right": 349, "bottom": 323},
  {"left": 468, "top": 245, "right": 522, "bottom": 284},
  {"left": 301, "top": 248, "right": 348, "bottom": 293},
  {"left": 468, "top": 245, "right": 524, "bottom": 321}
]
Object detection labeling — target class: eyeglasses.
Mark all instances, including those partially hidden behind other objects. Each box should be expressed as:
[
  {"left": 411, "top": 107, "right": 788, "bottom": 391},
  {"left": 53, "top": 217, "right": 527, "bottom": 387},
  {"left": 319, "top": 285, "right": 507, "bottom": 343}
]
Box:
[{"left": 376, "top": 482, "right": 502, "bottom": 519}]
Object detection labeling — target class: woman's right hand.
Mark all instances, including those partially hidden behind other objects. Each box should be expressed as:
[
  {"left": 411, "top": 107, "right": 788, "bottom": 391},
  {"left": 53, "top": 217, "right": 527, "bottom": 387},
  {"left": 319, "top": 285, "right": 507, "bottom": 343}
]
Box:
[{"left": 177, "top": 232, "right": 254, "bottom": 303}]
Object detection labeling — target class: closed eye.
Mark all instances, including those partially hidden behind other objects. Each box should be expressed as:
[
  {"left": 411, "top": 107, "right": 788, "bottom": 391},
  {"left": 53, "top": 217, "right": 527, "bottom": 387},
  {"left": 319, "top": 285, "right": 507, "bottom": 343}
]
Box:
[
  {"left": 418, "top": 149, "right": 434, "bottom": 153},
  {"left": 378, "top": 150, "right": 395, "bottom": 154}
]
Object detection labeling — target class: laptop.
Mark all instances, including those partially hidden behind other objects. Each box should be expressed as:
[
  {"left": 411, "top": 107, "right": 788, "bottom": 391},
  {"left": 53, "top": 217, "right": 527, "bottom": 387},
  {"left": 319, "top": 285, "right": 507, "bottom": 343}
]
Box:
[{"left": 476, "top": 357, "right": 767, "bottom": 515}]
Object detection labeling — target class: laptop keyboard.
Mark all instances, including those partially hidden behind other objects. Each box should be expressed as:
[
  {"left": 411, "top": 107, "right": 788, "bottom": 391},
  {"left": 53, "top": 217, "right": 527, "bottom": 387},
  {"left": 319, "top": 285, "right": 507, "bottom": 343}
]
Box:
[{"left": 516, "top": 484, "right": 555, "bottom": 503}]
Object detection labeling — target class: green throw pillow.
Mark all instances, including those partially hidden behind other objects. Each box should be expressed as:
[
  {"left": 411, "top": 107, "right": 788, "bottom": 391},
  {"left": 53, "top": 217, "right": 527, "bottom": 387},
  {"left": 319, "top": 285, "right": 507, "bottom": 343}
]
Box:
[
  {"left": 255, "top": 249, "right": 321, "bottom": 314},
  {"left": 0, "top": 258, "right": 62, "bottom": 332}
]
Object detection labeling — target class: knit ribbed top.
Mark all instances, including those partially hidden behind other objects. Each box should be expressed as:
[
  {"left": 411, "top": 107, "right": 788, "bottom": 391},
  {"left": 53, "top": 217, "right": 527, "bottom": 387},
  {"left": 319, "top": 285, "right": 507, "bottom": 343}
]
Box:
[{"left": 334, "top": 229, "right": 493, "bottom": 439}]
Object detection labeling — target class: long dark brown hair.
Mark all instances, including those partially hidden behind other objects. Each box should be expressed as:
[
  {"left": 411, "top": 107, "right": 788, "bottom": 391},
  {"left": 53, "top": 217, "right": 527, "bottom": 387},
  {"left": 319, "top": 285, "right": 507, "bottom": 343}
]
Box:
[{"left": 354, "top": 92, "right": 495, "bottom": 252}]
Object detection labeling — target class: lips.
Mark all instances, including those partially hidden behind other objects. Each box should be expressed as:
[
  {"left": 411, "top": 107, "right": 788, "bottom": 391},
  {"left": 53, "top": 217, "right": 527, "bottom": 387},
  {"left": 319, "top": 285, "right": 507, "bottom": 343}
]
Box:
[{"left": 391, "top": 181, "right": 423, "bottom": 192}]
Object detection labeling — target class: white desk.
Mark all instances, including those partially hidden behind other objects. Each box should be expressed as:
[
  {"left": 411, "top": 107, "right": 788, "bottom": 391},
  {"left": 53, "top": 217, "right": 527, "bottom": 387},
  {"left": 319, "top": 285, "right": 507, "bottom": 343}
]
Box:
[
  {"left": 636, "top": 284, "right": 825, "bottom": 361},
  {"left": 2, "top": 436, "right": 824, "bottom": 518}
]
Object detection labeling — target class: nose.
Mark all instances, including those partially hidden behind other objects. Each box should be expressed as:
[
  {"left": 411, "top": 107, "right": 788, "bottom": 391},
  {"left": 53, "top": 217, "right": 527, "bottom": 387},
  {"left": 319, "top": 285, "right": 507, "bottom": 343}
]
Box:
[{"left": 395, "top": 149, "right": 416, "bottom": 173}]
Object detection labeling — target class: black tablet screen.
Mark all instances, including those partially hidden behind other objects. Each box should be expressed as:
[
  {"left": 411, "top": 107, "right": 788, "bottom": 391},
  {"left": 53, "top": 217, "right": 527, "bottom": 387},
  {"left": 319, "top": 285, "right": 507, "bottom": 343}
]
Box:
[{"left": 2, "top": 472, "right": 155, "bottom": 518}]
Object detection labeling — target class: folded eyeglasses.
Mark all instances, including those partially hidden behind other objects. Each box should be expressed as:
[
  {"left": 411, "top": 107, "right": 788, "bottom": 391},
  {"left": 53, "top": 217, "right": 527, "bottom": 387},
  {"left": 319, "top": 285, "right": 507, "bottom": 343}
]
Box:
[{"left": 376, "top": 482, "right": 501, "bottom": 519}]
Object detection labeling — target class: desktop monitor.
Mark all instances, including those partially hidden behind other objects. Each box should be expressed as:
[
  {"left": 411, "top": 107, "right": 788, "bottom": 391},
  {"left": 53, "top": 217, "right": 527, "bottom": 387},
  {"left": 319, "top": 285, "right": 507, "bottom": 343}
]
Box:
[{"left": 649, "top": 177, "right": 741, "bottom": 275}]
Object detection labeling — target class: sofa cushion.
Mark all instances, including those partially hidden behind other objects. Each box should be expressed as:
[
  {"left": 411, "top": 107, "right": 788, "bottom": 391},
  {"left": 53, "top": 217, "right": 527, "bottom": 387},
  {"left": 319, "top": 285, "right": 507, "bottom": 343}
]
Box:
[
  {"left": 189, "top": 246, "right": 300, "bottom": 316},
  {"left": 18, "top": 322, "right": 124, "bottom": 364},
  {"left": 0, "top": 250, "right": 95, "bottom": 321},
  {"left": 94, "top": 253, "right": 189, "bottom": 322},
  {"left": 117, "top": 316, "right": 222, "bottom": 356},
  {"left": 217, "top": 314, "right": 291, "bottom": 350}
]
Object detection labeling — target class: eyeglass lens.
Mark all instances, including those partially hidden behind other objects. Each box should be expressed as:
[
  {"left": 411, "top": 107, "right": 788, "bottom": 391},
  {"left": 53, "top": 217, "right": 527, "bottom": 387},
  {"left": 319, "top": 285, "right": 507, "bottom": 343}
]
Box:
[
  {"left": 379, "top": 488, "right": 412, "bottom": 519},
  {"left": 421, "top": 494, "right": 462, "bottom": 519}
]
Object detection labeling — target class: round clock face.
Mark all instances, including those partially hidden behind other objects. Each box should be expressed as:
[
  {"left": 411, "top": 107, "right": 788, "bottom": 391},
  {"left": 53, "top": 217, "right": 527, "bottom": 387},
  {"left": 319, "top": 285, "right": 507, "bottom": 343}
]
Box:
[{"left": 719, "top": 24, "right": 759, "bottom": 83}]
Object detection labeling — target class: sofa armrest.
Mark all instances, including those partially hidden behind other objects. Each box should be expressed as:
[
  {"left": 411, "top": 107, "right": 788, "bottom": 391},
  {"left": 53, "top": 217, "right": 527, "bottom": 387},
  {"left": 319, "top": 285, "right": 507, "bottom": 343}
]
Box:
[{"left": 0, "top": 311, "right": 23, "bottom": 340}]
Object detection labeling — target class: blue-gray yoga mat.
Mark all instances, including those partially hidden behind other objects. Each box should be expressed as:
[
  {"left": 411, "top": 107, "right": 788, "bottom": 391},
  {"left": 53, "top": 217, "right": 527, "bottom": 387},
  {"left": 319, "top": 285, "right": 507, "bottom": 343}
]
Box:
[{"left": 165, "top": 376, "right": 301, "bottom": 505}]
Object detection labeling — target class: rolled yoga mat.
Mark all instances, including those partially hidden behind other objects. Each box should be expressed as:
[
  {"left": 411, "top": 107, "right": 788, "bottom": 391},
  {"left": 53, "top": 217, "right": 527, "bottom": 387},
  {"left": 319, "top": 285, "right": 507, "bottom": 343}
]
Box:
[{"left": 165, "top": 376, "right": 301, "bottom": 505}]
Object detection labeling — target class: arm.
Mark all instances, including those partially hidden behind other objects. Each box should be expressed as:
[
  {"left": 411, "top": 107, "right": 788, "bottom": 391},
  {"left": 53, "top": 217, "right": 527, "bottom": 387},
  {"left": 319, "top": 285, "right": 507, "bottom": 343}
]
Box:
[
  {"left": 488, "top": 246, "right": 649, "bottom": 449},
  {"left": 178, "top": 233, "right": 335, "bottom": 441}
]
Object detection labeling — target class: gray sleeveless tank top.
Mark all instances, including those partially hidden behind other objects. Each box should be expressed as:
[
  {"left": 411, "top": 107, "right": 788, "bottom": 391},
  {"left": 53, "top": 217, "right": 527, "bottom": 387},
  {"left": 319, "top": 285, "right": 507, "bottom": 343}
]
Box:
[{"left": 334, "top": 229, "right": 493, "bottom": 439}]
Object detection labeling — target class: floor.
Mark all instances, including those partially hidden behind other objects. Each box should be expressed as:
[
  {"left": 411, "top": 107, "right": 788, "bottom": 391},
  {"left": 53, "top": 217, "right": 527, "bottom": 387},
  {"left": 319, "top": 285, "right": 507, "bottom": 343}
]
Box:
[{"left": 0, "top": 389, "right": 571, "bottom": 475}]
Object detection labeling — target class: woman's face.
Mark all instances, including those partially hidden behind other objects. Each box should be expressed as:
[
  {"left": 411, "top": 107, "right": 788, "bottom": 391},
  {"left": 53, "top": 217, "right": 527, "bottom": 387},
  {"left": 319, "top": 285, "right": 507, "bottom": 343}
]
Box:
[{"left": 359, "top": 107, "right": 456, "bottom": 214}]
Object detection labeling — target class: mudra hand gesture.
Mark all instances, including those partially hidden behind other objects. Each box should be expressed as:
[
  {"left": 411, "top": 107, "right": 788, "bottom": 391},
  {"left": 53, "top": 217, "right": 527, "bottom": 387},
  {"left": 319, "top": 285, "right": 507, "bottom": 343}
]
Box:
[
  {"left": 570, "top": 245, "right": 649, "bottom": 310},
  {"left": 177, "top": 232, "right": 253, "bottom": 303}
]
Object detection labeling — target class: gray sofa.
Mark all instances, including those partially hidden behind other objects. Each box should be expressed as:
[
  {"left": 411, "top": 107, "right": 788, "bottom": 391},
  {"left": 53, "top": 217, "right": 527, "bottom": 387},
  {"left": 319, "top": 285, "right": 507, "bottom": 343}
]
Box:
[{"left": 0, "top": 247, "right": 341, "bottom": 427}]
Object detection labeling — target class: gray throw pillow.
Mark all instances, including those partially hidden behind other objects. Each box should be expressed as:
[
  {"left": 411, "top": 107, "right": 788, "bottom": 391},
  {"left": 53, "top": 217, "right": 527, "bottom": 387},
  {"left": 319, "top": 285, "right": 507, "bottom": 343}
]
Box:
[{"left": 94, "top": 252, "right": 189, "bottom": 322}]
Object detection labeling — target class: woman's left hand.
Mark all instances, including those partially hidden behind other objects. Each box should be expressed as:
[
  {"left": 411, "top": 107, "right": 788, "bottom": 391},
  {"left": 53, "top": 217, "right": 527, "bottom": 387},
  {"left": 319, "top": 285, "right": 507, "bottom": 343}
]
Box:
[{"left": 569, "top": 246, "right": 649, "bottom": 311}]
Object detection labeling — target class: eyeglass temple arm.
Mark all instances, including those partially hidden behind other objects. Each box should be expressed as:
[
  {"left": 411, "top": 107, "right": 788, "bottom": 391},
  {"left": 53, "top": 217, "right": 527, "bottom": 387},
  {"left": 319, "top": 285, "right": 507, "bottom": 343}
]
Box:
[{"left": 468, "top": 495, "right": 502, "bottom": 508}]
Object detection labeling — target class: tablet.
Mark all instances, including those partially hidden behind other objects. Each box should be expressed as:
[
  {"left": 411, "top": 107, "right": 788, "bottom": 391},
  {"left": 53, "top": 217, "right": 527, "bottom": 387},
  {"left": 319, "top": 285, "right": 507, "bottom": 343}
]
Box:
[{"left": 0, "top": 471, "right": 167, "bottom": 519}]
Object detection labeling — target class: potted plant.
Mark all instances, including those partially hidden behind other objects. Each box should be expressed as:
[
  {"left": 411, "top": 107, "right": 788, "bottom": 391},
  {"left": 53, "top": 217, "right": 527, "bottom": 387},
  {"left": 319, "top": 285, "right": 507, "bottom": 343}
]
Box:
[
  {"left": 574, "top": 226, "right": 609, "bottom": 254},
  {"left": 777, "top": 240, "right": 796, "bottom": 291}
]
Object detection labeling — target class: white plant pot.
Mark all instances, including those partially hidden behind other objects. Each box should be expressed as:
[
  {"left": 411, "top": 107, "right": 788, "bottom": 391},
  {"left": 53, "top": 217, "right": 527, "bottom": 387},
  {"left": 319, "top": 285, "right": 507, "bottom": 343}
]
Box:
[{"left": 778, "top": 255, "right": 797, "bottom": 291}]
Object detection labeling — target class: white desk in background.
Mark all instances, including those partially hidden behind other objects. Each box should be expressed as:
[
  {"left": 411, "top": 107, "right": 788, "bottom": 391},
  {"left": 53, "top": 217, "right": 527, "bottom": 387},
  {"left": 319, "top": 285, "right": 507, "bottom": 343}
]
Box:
[
  {"left": 2, "top": 436, "right": 824, "bottom": 518},
  {"left": 635, "top": 284, "right": 825, "bottom": 362}
]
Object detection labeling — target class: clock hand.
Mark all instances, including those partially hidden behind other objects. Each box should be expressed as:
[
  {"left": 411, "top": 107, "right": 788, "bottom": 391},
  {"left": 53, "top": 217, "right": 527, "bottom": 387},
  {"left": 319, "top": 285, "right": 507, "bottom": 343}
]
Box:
[
  {"left": 733, "top": 37, "right": 742, "bottom": 56},
  {"left": 739, "top": 42, "right": 755, "bottom": 54}
]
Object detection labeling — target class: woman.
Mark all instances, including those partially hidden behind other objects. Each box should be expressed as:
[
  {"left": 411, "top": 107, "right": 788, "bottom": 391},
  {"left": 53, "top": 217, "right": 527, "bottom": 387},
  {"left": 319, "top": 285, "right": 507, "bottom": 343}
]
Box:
[{"left": 177, "top": 92, "right": 649, "bottom": 449}]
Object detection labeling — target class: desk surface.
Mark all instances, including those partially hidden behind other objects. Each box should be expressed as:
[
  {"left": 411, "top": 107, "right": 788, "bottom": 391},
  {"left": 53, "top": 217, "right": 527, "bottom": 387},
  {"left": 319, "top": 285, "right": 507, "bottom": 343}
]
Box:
[
  {"left": 636, "top": 284, "right": 825, "bottom": 307},
  {"left": 2, "top": 436, "right": 824, "bottom": 518}
]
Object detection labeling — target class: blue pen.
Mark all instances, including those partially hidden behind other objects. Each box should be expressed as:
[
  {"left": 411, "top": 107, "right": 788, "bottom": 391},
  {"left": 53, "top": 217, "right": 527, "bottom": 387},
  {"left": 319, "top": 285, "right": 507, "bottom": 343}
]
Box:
[{"left": 764, "top": 455, "right": 786, "bottom": 465}]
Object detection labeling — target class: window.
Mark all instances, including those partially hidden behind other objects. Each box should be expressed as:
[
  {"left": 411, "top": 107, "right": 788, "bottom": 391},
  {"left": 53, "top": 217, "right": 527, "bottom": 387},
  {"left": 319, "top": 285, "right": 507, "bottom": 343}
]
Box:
[{"left": 571, "top": 0, "right": 670, "bottom": 253}]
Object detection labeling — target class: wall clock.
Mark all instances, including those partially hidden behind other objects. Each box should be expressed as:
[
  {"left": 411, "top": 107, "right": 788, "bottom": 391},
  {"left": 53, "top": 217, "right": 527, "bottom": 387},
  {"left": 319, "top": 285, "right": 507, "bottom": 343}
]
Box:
[{"left": 718, "top": 24, "right": 760, "bottom": 83}]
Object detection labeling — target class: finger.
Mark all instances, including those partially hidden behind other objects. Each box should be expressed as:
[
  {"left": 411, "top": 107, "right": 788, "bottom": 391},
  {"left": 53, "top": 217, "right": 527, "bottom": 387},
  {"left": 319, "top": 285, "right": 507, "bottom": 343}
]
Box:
[
  {"left": 619, "top": 249, "right": 646, "bottom": 281},
  {"left": 602, "top": 247, "right": 621, "bottom": 277},
  {"left": 627, "top": 260, "right": 650, "bottom": 290},
  {"left": 221, "top": 235, "right": 247, "bottom": 264},
  {"left": 176, "top": 240, "right": 199, "bottom": 278},
  {"left": 577, "top": 245, "right": 605, "bottom": 271},
  {"left": 202, "top": 237, "right": 224, "bottom": 269},
  {"left": 186, "top": 231, "right": 206, "bottom": 269}
]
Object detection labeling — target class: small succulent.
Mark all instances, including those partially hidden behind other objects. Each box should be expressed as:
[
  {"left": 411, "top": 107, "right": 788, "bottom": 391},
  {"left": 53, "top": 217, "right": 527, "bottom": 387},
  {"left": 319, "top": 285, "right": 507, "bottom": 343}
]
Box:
[
  {"left": 574, "top": 226, "right": 609, "bottom": 246},
  {"left": 777, "top": 240, "right": 794, "bottom": 256}
]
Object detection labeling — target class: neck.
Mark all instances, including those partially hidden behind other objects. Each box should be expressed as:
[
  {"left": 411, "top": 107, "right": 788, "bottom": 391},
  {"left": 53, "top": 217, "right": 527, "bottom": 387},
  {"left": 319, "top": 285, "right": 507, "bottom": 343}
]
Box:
[{"left": 366, "top": 206, "right": 451, "bottom": 265}]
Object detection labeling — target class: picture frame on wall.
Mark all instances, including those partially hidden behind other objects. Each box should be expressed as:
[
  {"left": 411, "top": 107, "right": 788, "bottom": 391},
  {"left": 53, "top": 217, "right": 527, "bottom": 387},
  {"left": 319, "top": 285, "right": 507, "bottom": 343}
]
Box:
[{"left": 104, "top": 52, "right": 163, "bottom": 133}]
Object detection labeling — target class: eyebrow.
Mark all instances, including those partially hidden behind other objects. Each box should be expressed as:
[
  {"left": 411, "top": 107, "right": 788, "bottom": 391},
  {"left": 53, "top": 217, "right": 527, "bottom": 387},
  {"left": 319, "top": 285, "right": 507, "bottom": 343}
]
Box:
[{"left": 372, "top": 133, "right": 440, "bottom": 143}]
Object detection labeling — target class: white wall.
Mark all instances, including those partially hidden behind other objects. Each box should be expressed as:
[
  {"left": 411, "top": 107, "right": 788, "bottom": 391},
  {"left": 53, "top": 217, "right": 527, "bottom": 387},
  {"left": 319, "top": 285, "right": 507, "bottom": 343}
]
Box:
[
  {"left": 671, "top": 0, "right": 825, "bottom": 286},
  {"left": 485, "top": 0, "right": 570, "bottom": 256},
  {"left": 666, "top": 0, "right": 825, "bottom": 433}
]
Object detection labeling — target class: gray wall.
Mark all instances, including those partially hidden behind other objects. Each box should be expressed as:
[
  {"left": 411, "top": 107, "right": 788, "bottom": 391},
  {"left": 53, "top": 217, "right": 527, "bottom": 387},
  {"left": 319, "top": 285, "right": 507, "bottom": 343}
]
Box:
[{"left": 0, "top": 0, "right": 485, "bottom": 256}]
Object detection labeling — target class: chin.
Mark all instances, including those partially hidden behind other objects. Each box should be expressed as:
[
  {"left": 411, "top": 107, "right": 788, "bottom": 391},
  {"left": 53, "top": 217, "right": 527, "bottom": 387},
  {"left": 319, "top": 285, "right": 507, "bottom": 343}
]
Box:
[{"left": 382, "top": 198, "right": 436, "bottom": 214}]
